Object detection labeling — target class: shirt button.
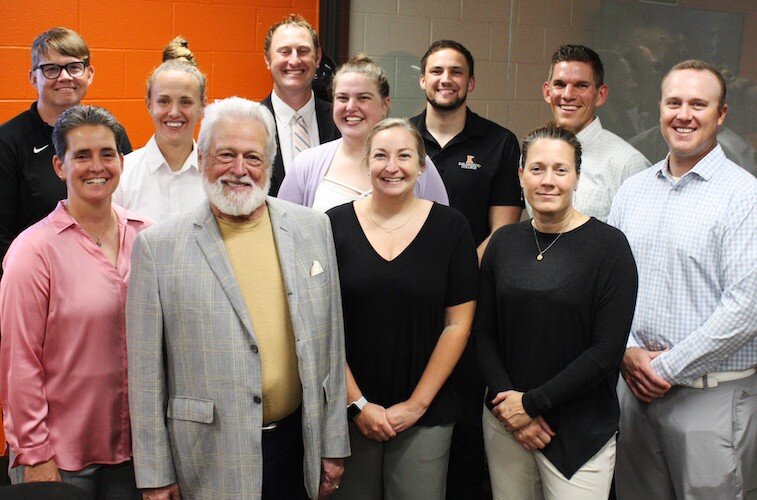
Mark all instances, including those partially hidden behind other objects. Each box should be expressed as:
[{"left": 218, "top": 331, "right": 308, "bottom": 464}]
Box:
[
  {"left": 253, "top": 395, "right": 262, "bottom": 404},
  {"left": 250, "top": 344, "right": 258, "bottom": 353}
]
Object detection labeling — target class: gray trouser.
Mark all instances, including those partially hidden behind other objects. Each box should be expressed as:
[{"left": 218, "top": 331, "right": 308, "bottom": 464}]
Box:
[
  {"left": 616, "top": 374, "right": 756, "bottom": 499},
  {"left": 334, "top": 422, "right": 454, "bottom": 499}
]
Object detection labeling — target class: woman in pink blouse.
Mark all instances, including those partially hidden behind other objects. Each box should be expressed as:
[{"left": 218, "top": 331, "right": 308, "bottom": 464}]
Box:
[{"left": 0, "top": 105, "right": 151, "bottom": 497}]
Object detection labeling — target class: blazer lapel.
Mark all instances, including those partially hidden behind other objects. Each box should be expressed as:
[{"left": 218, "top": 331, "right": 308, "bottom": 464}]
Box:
[
  {"left": 262, "top": 95, "right": 286, "bottom": 196},
  {"left": 192, "top": 207, "right": 255, "bottom": 338},
  {"left": 267, "top": 198, "right": 299, "bottom": 324}
]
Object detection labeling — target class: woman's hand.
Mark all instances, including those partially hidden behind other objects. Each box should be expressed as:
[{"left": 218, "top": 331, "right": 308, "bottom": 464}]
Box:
[
  {"left": 385, "top": 399, "right": 426, "bottom": 433},
  {"left": 24, "top": 458, "right": 61, "bottom": 483},
  {"left": 513, "top": 416, "right": 555, "bottom": 451},
  {"left": 491, "top": 390, "right": 532, "bottom": 431},
  {"left": 354, "top": 402, "right": 397, "bottom": 442}
]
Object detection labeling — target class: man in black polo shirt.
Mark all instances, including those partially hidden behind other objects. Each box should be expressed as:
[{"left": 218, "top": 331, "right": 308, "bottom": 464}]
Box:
[
  {"left": 0, "top": 27, "right": 132, "bottom": 273},
  {"left": 410, "top": 40, "right": 522, "bottom": 499}
]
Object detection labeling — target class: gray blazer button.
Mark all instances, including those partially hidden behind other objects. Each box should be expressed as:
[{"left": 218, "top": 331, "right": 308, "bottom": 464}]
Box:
[
  {"left": 251, "top": 344, "right": 258, "bottom": 353},
  {"left": 253, "top": 395, "right": 262, "bottom": 404}
]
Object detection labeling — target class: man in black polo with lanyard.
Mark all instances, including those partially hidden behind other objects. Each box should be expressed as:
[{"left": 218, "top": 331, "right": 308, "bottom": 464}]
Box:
[
  {"left": 410, "top": 39, "right": 523, "bottom": 499},
  {"left": 0, "top": 27, "right": 132, "bottom": 274}
]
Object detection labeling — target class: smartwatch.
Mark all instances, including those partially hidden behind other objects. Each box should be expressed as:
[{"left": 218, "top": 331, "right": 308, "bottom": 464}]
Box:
[{"left": 347, "top": 396, "right": 368, "bottom": 420}]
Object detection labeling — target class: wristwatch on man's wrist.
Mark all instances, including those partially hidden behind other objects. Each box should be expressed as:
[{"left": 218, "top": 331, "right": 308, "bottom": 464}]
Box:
[{"left": 347, "top": 396, "right": 368, "bottom": 419}]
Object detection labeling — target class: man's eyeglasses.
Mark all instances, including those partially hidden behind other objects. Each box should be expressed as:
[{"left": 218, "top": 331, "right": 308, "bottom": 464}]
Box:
[{"left": 35, "top": 61, "right": 88, "bottom": 80}]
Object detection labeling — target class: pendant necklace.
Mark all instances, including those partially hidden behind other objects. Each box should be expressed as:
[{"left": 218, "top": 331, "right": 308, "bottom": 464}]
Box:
[
  {"left": 367, "top": 200, "right": 418, "bottom": 234},
  {"left": 532, "top": 211, "right": 574, "bottom": 261},
  {"left": 67, "top": 204, "right": 115, "bottom": 247}
]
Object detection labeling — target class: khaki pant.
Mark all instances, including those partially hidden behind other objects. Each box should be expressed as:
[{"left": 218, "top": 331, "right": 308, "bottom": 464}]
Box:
[{"left": 483, "top": 408, "right": 615, "bottom": 500}]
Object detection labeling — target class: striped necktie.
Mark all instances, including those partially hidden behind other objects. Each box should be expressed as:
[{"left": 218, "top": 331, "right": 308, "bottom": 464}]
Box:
[{"left": 293, "top": 113, "right": 311, "bottom": 156}]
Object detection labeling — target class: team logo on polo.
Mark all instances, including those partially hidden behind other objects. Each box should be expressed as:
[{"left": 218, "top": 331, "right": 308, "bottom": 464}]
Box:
[{"left": 458, "top": 154, "right": 481, "bottom": 170}]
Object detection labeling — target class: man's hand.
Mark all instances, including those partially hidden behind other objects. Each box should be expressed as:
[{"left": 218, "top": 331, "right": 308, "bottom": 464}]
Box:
[
  {"left": 622, "top": 347, "right": 672, "bottom": 403},
  {"left": 24, "top": 459, "right": 61, "bottom": 483},
  {"left": 385, "top": 399, "right": 426, "bottom": 433},
  {"left": 513, "top": 416, "right": 555, "bottom": 451},
  {"left": 491, "top": 390, "right": 532, "bottom": 431},
  {"left": 318, "top": 458, "right": 344, "bottom": 499},
  {"left": 142, "top": 483, "right": 181, "bottom": 500},
  {"left": 354, "top": 403, "right": 397, "bottom": 442}
]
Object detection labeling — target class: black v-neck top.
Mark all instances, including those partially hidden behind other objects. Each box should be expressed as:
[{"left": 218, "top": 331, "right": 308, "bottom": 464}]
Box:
[
  {"left": 327, "top": 202, "right": 478, "bottom": 425},
  {"left": 474, "top": 217, "right": 638, "bottom": 477}
]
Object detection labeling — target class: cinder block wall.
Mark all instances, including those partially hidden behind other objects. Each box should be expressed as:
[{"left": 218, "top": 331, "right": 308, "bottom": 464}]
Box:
[
  {"left": 349, "top": 0, "right": 757, "bottom": 142},
  {"left": 0, "top": 0, "right": 319, "bottom": 147}
]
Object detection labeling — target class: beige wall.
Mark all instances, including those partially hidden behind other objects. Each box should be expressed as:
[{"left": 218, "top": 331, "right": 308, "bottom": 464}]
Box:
[{"left": 349, "top": 0, "right": 757, "bottom": 143}]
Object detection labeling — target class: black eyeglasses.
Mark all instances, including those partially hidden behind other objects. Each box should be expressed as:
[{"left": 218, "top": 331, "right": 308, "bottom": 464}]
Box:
[{"left": 35, "top": 61, "right": 88, "bottom": 80}]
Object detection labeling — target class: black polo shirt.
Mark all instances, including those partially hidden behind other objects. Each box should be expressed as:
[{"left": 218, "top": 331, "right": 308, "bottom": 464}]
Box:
[
  {"left": 410, "top": 108, "right": 522, "bottom": 245},
  {"left": 0, "top": 102, "right": 132, "bottom": 272}
]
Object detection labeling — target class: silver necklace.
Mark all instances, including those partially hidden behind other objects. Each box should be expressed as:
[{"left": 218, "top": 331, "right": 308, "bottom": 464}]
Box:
[{"left": 532, "top": 212, "right": 574, "bottom": 261}]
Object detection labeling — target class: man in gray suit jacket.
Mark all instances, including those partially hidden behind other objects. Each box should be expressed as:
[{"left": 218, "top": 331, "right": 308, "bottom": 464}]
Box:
[{"left": 127, "top": 96, "right": 349, "bottom": 499}]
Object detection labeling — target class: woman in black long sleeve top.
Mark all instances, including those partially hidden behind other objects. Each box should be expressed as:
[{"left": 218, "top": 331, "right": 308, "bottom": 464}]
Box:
[{"left": 474, "top": 125, "right": 638, "bottom": 499}]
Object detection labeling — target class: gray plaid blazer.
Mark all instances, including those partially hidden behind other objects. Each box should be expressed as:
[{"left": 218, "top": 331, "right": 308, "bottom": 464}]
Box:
[{"left": 126, "top": 197, "right": 349, "bottom": 499}]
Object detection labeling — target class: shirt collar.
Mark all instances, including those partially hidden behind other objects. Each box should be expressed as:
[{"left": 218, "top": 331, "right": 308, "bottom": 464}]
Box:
[
  {"left": 50, "top": 200, "right": 149, "bottom": 235},
  {"left": 145, "top": 136, "right": 200, "bottom": 174},
  {"left": 271, "top": 91, "right": 316, "bottom": 124},
  {"left": 656, "top": 144, "right": 725, "bottom": 183},
  {"left": 575, "top": 116, "right": 602, "bottom": 143}
]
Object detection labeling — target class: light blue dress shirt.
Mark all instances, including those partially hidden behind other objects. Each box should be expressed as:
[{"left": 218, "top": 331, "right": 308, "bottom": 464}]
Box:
[{"left": 608, "top": 144, "right": 757, "bottom": 385}]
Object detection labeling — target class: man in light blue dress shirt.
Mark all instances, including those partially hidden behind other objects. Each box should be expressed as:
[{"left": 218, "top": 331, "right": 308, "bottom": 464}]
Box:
[{"left": 609, "top": 60, "right": 756, "bottom": 499}]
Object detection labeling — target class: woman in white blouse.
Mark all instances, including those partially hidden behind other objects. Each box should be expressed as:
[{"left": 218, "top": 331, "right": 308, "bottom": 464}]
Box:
[{"left": 114, "top": 37, "right": 206, "bottom": 221}]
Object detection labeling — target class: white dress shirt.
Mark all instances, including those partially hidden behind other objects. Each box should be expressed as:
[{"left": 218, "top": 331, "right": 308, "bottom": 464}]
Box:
[
  {"left": 271, "top": 91, "right": 320, "bottom": 173},
  {"left": 114, "top": 136, "right": 206, "bottom": 222},
  {"left": 573, "top": 117, "right": 651, "bottom": 221}
]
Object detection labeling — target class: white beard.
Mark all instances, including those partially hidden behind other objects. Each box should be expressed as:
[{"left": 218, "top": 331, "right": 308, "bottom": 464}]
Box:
[{"left": 202, "top": 173, "right": 270, "bottom": 217}]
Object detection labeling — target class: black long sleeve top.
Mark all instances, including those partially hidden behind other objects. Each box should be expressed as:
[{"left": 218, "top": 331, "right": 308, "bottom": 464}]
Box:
[{"left": 473, "top": 217, "right": 638, "bottom": 478}]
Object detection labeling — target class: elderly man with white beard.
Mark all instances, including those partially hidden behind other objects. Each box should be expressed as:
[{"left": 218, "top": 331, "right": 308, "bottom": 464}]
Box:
[{"left": 126, "top": 96, "right": 349, "bottom": 500}]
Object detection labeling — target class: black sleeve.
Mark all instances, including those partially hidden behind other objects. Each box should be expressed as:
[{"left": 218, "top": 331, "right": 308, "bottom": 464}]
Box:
[
  {"left": 0, "top": 132, "right": 20, "bottom": 270},
  {"left": 472, "top": 233, "right": 514, "bottom": 396},
  {"left": 489, "top": 130, "right": 523, "bottom": 208},
  {"left": 444, "top": 209, "right": 479, "bottom": 307},
  {"left": 522, "top": 231, "right": 638, "bottom": 417}
]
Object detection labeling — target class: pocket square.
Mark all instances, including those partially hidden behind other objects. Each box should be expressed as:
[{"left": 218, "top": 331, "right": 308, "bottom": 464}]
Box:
[{"left": 310, "top": 260, "right": 324, "bottom": 277}]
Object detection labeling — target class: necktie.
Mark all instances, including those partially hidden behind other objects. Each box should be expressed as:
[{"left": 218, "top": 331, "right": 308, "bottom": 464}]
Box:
[{"left": 293, "top": 113, "right": 311, "bottom": 156}]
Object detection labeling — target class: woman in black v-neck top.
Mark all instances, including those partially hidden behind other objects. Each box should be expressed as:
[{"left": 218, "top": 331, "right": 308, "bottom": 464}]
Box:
[{"left": 327, "top": 119, "right": 477, "bottom": 499}]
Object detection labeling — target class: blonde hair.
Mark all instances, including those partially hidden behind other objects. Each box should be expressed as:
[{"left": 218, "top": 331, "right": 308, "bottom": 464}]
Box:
[
  {"left": 146, "top": 36, "right": 207, "bottom": 102},
  {"left": 32, "top": 27, "right": 90, "bottom": 69},
  {"left": 362, "top": 118, "right": 426, "bottom": 171},
  {"left": 332, "top": 54, "right": 390, "bottom": 99}
]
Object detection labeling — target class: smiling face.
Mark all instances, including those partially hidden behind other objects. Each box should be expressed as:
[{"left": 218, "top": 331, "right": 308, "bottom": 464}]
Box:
[
  {"left": 420, "top": 48, "right": 474, "bottom": 112},
  {"left": 147, "top": 69, "right": 204, "bottom": 147},
  {"left": 543, "top": 61, "right": 607, "bottom": 133},
  {"left": 200, "top": 118, "right": 271, "bottom": 221},
  {"left": 53, "top": 124, "right": 122, "bottom": 208},
  {"left": 519, "top": 138, "right": 579, "bottom": 218},
  {"left": 660, "top": 68, "right": 726, "bottom": 174},
  {"left": 265, "top": 24, "right": 320, "bottom": 99},
  {"left": 333, "top": 72, "right": 390, "bottom": 142},
  {"left": 30, "top": 49, "right": 94, "bottom": 115},
  {"left": 367, "top": 127, "right": 424, "bottom": 199}
]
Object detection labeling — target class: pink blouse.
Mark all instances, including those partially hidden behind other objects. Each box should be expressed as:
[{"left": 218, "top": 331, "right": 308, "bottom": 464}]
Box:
[{"left": 0, "top": 201, "right": 151, "bottom": 471}]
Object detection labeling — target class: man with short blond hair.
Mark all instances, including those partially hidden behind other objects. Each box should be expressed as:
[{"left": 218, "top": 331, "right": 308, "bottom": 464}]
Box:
[
  {"left": 610, "top": 60, "right": 756, "bottom": 499},
  {"left": 262, "top": 14, "right": 339, "bottom": 196}
]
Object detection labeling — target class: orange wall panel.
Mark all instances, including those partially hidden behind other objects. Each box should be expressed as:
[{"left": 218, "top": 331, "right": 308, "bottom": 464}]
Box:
[{"left": 0, "top": 0, "right": 319, "bottom": 147}]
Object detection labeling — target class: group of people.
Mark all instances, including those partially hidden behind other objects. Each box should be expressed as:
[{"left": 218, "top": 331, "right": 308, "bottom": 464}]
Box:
[{"left": 0, "top": 13, "right": 754, "bottom": 500}]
